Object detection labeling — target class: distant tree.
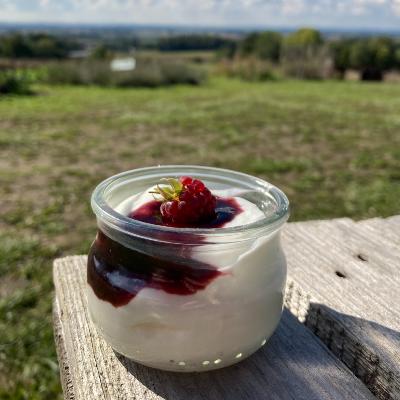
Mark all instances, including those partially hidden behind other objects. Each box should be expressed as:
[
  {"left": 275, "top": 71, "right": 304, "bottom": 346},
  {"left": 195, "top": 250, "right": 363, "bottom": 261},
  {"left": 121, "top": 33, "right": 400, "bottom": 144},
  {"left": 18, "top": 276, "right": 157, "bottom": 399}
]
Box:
[
  {"left": 369, "top": 37, "right": 396, "bottom": 70},
  {"left": 30, "top": 34, "right": 68, "bottom": 58},
  {"left": 0, "top": 33, "right": 78, "bottom": 59},
  {"left": 330, "top": 39, "right": 354, "bottom": 76},
  {"left": 103, "top": 37, "right": 140, "bottom": 52},
  {"left": 281, "top": 28, "right": 330, "bottom": 79},
  {"left": 254, "top": 31, "right": 282, "bottom": 62},
  {"left": 395, "top": 47, "right": 400, "bottom": 68},
  {"left": 237, "top": 31, "right": 282, "bottom": 62},
  {"left": 284, "top": 28, "right": 323, "bottom": 48},
  {"left": 90, "top": 44, "right": 111, "bottom": 60},
  {"left": 216, "top": 41, "right": 237, "bottom": 59},
  {"left": 158, "top": 35, "right": 233, "bottom": 51},
  {"left": 238, "top": 33, "right": 259, "bottom": 56},
  {"left": 349, "top": 37, "right": 396, "bottom": 80},
  {"left": 0, "top": 34, "right": 32, "bottom": 58}
]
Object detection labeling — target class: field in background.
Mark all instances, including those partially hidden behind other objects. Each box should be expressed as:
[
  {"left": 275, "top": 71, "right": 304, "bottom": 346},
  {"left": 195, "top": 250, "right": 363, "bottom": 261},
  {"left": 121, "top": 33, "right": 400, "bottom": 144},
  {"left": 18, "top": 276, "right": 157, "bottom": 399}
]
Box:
[{"left": 1, "top": 77, "right": 400, "bottom": 399}]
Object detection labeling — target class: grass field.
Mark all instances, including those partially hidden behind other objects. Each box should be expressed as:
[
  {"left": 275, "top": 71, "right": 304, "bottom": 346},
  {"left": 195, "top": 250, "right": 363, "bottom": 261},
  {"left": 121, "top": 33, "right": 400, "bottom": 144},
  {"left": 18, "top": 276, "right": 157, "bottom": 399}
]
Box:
[{"left": 1, "top": 77, "right": 400, "bottom": 399}]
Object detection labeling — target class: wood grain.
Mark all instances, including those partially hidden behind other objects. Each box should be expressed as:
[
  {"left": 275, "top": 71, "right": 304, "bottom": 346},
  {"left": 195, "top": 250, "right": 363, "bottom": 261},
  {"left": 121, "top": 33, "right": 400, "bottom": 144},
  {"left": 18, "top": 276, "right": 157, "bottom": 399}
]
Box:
[
  {"left": 283, "top": 217, "right": 400, "bottom": 400},
  {"left": 53, "top": 255, "right": 375, "bottom": 400}
]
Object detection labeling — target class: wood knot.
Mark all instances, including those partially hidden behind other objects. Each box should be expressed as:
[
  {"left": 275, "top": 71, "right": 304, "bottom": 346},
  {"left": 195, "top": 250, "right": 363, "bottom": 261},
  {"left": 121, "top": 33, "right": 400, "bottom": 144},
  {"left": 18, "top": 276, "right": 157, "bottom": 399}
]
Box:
[{"left": 356, "top": 253, "right": 368, "bottom": 262}]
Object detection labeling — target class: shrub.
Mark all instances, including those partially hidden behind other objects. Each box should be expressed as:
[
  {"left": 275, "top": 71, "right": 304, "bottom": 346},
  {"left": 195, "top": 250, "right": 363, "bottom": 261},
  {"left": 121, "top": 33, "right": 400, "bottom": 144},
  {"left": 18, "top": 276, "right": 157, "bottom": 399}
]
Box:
[
  {"left": 46, "top": 63, "right": 84, "bottom": 85},
  {"left": 281, "top": 56, "right": 334, "bottom": 80},
  {"left": 116, "top": 60, "right": 206, "bottom": 86},
  {"left": 281, "top": 45, "right": 333, "bottom": 80},
  {"left": 45, "top": 59, "right": 206, "bottom": 87},
  {"left": 0, "top": 71, "right": 32, "bottom": 95},
  {"left": 349, "top": 37, "right": 397, "bottom": 80},
  {"left": 216, "top": 59, "right": 277, "bottom": 81},
  {"left": 161, "top": 62, "right": 206, "bottom": 85},
  {"left": 280, "top": 28, "right": 333, "bottom": 80},
  {"left": 331, "top": 36, "right": 400, "bottom": 79},
  {"left": 113, "top": 61, "right": 164, "bottom": 87}
]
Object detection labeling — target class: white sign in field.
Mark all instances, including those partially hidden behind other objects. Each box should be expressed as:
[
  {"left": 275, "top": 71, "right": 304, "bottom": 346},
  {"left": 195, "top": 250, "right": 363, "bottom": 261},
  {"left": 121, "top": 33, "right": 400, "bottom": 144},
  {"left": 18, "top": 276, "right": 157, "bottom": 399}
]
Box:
[{"left": 110, "top": 58, "right": 136, "bottom": 72}]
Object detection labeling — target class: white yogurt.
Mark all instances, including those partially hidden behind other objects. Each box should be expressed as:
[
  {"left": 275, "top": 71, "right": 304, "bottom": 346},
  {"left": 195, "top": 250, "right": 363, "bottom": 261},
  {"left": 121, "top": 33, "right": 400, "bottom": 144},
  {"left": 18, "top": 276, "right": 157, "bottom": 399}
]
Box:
[{"left": 87, "top": 187, "right": 287, "bottom": 371}]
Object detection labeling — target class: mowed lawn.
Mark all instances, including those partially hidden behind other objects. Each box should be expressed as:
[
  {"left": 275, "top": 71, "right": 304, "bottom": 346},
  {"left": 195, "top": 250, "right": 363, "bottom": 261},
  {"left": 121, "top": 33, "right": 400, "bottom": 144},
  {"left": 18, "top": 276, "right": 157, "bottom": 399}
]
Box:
[{"left": 1, "top": 77, "right": 400, "bottom": 399}]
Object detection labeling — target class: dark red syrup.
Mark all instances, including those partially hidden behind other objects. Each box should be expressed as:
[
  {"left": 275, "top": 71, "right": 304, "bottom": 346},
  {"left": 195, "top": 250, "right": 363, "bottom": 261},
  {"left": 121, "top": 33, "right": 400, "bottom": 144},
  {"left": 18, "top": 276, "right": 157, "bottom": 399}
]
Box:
[
  {"left": 87, "top": 197, "right": 243, "bottom": 307},
  {"left": 129, "top": 197, "right": 242, "bottom": 228}
]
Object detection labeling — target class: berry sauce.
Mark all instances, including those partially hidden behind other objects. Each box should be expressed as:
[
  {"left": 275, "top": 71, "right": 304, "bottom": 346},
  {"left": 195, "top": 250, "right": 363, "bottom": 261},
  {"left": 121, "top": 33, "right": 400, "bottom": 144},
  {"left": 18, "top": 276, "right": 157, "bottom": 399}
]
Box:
[
  {"left": 87, "top": 197, "right": 243, "bottom": 307},
  {"left": 129, "top": 197, "right": 243, "bottom": 228}
]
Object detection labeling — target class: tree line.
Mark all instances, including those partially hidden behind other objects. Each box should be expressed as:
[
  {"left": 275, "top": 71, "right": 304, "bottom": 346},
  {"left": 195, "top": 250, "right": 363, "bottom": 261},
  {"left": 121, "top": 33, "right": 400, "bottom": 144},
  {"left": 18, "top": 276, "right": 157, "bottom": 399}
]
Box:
[
  {"left": 0, "top": 33, "right": 80, "bottom": 59},
  {"left": 1, "top": 30, "right": 400, "bottom": 80},
  {"left": 230, "top": 29, "right": 400, "bottom": 80},
  {"left": 0, "top": 32, "right": 233, "bottom": 58}
]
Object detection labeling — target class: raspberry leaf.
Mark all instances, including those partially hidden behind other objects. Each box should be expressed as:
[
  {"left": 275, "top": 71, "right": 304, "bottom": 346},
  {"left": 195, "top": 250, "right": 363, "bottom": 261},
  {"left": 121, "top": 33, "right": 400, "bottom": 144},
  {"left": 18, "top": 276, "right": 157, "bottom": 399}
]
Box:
[{"left": 149, "top": 178, "right": 183, "bottom": 202}]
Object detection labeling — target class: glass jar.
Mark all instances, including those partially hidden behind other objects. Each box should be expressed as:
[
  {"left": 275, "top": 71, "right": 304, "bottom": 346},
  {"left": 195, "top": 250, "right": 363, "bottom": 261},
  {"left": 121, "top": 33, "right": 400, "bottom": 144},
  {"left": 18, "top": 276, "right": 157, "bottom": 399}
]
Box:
[{"left": 87, "top": 165, "right": 289, "bottom": 372}]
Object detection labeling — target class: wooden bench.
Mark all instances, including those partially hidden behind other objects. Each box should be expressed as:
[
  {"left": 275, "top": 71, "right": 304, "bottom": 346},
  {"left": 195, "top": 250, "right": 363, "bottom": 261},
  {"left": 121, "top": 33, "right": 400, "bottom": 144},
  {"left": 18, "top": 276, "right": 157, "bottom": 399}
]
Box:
[{"left": 53, "top": 216, "right": 400, "bottom": 400}]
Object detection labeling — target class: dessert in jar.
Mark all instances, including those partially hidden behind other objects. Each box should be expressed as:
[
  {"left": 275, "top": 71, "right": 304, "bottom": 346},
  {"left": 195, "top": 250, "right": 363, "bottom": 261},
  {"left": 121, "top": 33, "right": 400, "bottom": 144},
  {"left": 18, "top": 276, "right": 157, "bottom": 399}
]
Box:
[{"left": 87, "top": 165, "right": 289, "bottom": 372}]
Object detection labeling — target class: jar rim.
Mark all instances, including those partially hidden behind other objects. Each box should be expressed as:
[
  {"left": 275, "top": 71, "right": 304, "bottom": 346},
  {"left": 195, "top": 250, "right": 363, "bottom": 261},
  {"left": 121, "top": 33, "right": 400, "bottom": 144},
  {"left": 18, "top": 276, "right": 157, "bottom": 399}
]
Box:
[{"left": 91, "top": 165, "right": 290, "bottom": 244}]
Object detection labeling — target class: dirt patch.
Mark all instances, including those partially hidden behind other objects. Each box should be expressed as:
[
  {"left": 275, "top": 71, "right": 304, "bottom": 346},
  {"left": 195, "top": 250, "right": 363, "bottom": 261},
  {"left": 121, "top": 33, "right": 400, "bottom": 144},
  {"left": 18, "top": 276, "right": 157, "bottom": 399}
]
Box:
[{"left": 0, "top": 275, "right": 28, "bottom": 298}]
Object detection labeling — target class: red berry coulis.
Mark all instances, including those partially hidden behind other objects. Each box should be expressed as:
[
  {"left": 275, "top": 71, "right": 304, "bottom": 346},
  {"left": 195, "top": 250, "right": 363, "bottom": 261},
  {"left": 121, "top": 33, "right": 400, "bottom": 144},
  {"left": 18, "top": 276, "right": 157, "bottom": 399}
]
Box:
[
  {"left": 129, "top": 197, "right": 242, "bottom": 228},
  {"left": 87, "top": 197, "right": 243, "bottom": 307}
]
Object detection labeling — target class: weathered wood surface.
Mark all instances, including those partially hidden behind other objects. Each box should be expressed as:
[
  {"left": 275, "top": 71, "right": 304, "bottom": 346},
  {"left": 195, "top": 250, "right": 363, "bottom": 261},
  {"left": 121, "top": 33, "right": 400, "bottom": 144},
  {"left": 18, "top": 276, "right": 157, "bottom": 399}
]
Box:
[
  {"left": 283, "top": 217, "right": 400, "bottom": 400},
  {"left": 53, "top": 255, "right": 375, "bottom": 400}
]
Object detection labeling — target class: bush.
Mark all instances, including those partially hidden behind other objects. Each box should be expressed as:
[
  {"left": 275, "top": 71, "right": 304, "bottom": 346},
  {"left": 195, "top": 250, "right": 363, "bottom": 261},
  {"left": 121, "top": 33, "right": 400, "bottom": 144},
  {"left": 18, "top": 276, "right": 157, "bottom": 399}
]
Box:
[
  {"left": 349, "top": 37, "right": 397, "bottom": 80},
  {"left": 47, "top": 62, "right": 112, "bottom": 86},
  {"left": 281, "top": 49, "right": 333, "bottom": 80},
  {"left": 161, "top": 62, "right": 206, "bottom": 85},
  {"left": 46, "top": 63, "right": 83, "bottom": 85},
  {"left": 279, "top": 28, "right": 333, "bottom": 80},
  {"left": 331, "top": 36, "right": 400, "bottom": 79},
  {"left": 0, "top": 71, "right": 32, "bottom": 95},
  {"left": 45, "top": 59, "right": 206, "bottom": 87},
  {"left": 112, "top": 61, "right": 164, "bottom": 87},
  {"left": 216, "top": 59, "right": 277, "bottom": 81}
]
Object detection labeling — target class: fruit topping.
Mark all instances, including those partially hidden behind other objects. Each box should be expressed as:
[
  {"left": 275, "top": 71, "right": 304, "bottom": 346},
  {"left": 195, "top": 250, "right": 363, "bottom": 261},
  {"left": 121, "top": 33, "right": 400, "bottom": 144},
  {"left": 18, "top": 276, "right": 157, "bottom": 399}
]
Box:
[{"left": 150, "top": 177, "right": 217, "bottom": 225}]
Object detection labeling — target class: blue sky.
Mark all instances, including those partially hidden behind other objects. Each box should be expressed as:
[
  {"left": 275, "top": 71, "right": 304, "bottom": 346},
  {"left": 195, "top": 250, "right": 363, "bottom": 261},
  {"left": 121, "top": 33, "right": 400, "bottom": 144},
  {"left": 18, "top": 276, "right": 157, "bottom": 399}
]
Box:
[{"left": 0, "top": 0, "right": 399, "bottom": 29}]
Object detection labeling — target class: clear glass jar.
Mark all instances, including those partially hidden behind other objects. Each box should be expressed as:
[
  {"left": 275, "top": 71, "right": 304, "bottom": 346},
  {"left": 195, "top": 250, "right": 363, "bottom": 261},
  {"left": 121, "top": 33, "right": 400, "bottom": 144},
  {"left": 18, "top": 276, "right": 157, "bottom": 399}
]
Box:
[{"left": 87, "top": 165, "right": 289, "bottom": 372}]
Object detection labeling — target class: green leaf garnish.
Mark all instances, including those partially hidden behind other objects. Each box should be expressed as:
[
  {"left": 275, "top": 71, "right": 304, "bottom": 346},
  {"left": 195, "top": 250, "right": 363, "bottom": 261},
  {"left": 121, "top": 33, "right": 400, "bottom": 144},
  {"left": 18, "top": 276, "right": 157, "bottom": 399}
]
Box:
[{"left": 149, "top": 178, "right": 183, "bottom": 202}]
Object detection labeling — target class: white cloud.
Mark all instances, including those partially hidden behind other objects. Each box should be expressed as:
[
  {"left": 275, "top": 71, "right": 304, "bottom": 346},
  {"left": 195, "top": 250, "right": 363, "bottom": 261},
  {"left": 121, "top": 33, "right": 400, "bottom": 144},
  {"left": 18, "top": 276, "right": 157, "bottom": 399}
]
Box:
[
  {"left": 392, "top": 0, "right": 400, "bottom": 15},
  {"left": 282, "top": 0, "right": 304, "bottom": 14},
  {"left": 0, "top": 0, "right": 399, "bottom": 29}
]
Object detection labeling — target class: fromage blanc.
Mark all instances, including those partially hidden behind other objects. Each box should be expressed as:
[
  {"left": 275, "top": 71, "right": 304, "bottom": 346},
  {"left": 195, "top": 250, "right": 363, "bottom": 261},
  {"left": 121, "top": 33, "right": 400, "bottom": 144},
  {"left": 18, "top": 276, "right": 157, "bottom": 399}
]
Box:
[{"left": 87, "top": 172, "right": 288, "bottom": 372}]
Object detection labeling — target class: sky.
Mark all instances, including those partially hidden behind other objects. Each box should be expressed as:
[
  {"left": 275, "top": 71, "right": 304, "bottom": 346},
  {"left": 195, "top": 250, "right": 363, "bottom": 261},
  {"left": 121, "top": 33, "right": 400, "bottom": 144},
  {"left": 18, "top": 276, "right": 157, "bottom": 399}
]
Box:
[{"left": 0, "top": 0, "right": 400, "bottom": 30}]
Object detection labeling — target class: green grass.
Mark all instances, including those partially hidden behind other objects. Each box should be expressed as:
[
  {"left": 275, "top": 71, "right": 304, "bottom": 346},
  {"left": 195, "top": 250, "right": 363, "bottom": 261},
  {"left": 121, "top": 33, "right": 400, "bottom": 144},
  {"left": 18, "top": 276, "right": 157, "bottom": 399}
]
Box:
[{"left": 1, "top": 77, "right": 399, "bottom": 398}]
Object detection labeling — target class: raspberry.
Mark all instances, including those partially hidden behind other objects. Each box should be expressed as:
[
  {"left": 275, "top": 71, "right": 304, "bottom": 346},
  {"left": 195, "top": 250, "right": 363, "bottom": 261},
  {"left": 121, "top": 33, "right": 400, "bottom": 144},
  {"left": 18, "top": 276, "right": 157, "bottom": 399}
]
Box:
[{"left": 150, "top": 176, "right": 216, "bottom": 226}]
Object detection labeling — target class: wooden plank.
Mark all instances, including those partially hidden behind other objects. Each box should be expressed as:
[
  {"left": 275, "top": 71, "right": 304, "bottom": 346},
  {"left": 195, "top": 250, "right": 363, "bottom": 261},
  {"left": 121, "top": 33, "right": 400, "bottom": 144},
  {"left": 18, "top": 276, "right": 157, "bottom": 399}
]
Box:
[
  {"left": 53, "top": 256, "right": 374, "bottom": 400},
  {"left": 356, "top": 216, "right": 400, "bottom": 245},
  {"left": 283, "top": 217, "right": 400, "bottom": 400}
]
